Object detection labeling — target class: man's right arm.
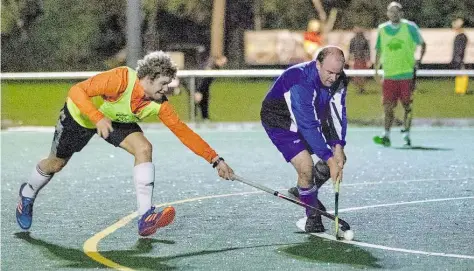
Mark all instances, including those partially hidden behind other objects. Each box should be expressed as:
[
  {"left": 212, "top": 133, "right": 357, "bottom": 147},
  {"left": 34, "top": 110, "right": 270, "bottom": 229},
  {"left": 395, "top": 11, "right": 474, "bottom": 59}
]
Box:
[
  {"left": 374, "top": 28, "right": 382, "bottom": 72},
  {"left": 374, "top": 27, "right": 383, "bottom": 82},
  {"left": 375, "top": 51, "right": 381, "bottom": 70},
  {"left": 289, "top": 84, "right": 333, "bottom": 161},
  {"left": 68, "top": 68, "right": 126, "bottom": 124},
  {"left": 290, "top": 85, "right": 343, "bottom": 182}
]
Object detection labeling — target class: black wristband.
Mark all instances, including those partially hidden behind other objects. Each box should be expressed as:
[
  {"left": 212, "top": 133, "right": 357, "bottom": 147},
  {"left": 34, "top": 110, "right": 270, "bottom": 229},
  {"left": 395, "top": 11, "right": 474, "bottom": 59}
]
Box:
[{"left": 212, "top": 157, "right": 225, "bottom": 168}]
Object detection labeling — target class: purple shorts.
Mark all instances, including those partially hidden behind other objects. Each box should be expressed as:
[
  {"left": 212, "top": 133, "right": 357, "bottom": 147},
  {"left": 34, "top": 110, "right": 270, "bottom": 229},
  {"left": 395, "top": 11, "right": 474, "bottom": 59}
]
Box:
[{"left": 263, "top": 126, "right": 311, "bottom": 162}]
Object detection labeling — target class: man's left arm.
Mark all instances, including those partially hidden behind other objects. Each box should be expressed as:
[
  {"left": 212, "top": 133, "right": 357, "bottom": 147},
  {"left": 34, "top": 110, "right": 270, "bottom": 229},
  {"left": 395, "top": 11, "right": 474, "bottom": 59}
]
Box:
[
  {"left": 158, "top": 102, "right": 218, "bottom": 162},
  {"left": 409, "top": 22, "right": 426, "bottom": 63},
  {"left": 323, "top": 75, "right": 348, "bottom": 167},
  {"left": 158, "top": 102, "right": 234, "bottom": 180}
]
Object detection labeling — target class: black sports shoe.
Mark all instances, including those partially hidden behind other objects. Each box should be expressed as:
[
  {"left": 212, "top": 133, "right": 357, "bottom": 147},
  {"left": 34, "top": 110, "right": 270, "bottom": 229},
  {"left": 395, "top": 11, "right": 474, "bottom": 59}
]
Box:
[
  {"left": 289, "top": 187, "right": 326, "bottom": 233},
  {"left": 305, "top": 214, "right": 325, "bottom": 233},
  {"left": 305, "top": 200, "right": 326, "bottom": 233},
  {"left": 288, "top": 186, "right": 299, "bottom": 198}
]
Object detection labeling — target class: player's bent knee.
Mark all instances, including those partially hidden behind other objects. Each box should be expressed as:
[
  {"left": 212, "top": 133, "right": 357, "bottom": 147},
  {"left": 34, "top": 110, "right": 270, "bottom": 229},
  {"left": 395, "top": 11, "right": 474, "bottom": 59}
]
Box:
[{"left": 134, "top": 141, "right": 153, "bottom": 158}]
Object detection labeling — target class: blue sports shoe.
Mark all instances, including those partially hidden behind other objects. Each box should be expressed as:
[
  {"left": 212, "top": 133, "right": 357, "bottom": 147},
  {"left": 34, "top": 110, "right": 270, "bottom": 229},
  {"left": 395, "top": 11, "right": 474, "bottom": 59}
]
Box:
[
  {"left": 16, "top": 183, "right": 35, "bottom": 230},
  {"left": 138, "top": 206, "right": 175, "bottom": 237}
]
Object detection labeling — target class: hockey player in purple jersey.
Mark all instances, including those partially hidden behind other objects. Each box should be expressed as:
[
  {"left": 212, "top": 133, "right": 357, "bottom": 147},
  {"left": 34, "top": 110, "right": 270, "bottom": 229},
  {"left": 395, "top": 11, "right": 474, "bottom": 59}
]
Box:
[{"left": 260, "top": 46, "right": 348, "bottom": 233}]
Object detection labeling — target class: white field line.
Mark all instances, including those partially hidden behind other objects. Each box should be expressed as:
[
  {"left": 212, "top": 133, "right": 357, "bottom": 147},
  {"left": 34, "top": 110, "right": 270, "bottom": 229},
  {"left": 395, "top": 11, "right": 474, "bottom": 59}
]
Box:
[{"left": 297, "top": 196, "right": 474, "bottom": 260}]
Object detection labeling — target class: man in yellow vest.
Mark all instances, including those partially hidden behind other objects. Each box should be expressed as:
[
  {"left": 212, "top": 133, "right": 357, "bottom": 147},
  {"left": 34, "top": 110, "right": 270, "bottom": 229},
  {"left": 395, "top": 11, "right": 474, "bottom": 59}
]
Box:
[
  {"left": 373, "top": 1, "right": 426, "bottom": 147},
  {"left": 16, "top": 51, "right": 234, "bottom": 237}
]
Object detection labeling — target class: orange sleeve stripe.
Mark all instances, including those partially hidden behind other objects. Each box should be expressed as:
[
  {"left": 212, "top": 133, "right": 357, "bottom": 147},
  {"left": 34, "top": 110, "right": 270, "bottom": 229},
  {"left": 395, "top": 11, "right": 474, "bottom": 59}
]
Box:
[
  {"left": 158, "top": 102, "right": 218, "bottom": 162},
  {"left": 67, "top": 67, "right": 128, "bottom": 124}
]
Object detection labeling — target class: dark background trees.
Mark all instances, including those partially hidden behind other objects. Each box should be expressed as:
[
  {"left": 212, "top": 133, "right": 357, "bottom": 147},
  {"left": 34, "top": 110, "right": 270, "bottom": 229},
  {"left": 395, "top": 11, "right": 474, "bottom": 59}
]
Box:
[{"left": 1, "top": 0, "right": 472, "bottom": 71}]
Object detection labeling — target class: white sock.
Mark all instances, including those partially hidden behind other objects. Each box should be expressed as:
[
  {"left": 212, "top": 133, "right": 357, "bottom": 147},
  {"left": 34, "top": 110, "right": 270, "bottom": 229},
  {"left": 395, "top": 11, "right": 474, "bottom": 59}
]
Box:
[
  {"left": 402, "top": 131, "right": 410, "bottom": 138},
  {"left": 134, "top": 162, "right": 155, "bottom": 216},
  {"left": 22, "top": 165, "right": 54, "bottom": 198},
  {"left": 383, "top": 130, "right": 390, "bottom": 138}
]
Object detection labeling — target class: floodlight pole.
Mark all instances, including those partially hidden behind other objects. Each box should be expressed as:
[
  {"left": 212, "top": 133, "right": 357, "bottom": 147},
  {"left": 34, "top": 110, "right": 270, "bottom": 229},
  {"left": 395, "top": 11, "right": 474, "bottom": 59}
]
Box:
[
  {"left": 211, "top": 0, "right": 226, "bottom": 57},
  {"left": 126, "top": 0, "right": 142, "bottom": 67}
]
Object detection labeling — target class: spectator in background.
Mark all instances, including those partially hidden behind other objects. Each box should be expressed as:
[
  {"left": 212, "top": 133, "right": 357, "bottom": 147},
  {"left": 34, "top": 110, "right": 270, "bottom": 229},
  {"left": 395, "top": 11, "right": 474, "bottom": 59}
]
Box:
[
  {"left": 451, "top": 18, "right": 468, "bottom": 69},
  {"left": 348, "top": 26, "right": 371, "bottom": 94},
  {"left": 194, "top": 55, "right": 228, "bottom": 122},
  {"left": 451, "top": 17, "right": 469, "bottom": 95}
]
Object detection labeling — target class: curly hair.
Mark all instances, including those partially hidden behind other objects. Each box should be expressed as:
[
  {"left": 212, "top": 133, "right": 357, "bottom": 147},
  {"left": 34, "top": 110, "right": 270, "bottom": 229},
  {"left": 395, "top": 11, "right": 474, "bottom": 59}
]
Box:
[{"left": 136, "top": 51, "right": 178, "bottom": 80}]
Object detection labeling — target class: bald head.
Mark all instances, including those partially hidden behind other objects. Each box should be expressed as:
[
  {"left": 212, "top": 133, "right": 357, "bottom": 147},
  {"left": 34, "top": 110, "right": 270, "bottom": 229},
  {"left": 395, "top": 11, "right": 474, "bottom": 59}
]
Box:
[
  {"left": 315, "top": 46, "right": 345, "bottom": 87},
  {"left": 316, "top": 46, "right": 345, "bottom": 64}
]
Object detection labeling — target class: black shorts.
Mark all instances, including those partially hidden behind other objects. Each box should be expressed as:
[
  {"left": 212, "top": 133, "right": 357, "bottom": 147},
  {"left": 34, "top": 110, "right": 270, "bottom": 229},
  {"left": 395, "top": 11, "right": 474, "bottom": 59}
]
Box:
[{"left": 51, "top": 104, "right": 143, "bottom": 158}]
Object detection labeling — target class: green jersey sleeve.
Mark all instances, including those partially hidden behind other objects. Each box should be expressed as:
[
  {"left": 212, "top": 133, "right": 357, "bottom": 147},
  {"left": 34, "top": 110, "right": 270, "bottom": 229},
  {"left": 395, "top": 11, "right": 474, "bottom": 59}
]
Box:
[
  {"left": 406, "top": 21, "right": 423, "bottom": 45},
  {"left": 375, "top": 31, "right": 381, "bottom": 51}
]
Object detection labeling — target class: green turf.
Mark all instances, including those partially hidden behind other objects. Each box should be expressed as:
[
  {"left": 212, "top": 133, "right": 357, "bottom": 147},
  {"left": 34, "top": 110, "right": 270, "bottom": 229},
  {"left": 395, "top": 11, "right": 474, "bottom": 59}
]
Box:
[
  {"left": 2, "top": 128, "right": 474, "bottom": 270},
  {"left": 2, "top": 78, "right": 473, "bottom": 126}
]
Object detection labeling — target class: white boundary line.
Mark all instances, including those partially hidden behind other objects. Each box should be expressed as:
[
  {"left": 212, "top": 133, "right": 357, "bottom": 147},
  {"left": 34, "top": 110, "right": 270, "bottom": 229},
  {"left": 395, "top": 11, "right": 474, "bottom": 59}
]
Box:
[
  {"left": 3, "top": 126, "right": 474, "bottom": 133},
  {"left": 297, "top": 196, "right": 474, "bottom": 260},
  {"left": 338, "top": 196, "right": 474, "bottom": 213},
  {"left": 325, "top": 177, "right": 474, "bottom": 188}
]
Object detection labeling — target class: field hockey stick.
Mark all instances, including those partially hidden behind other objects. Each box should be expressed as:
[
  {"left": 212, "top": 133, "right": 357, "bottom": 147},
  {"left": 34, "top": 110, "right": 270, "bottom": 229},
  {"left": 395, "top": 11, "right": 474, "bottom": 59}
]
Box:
[
  {"left": 231, "top": 174, "right": 350, "bottom": 231},
  {"left": 334, "top": 180, "right": 341, "bottom": 239}
]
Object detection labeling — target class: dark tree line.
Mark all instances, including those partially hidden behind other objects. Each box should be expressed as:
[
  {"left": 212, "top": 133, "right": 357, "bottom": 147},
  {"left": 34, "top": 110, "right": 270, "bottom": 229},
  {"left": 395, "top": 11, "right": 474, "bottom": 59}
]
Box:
[{"left": 2, "top": 0, "right": 472, "bottom": 71}]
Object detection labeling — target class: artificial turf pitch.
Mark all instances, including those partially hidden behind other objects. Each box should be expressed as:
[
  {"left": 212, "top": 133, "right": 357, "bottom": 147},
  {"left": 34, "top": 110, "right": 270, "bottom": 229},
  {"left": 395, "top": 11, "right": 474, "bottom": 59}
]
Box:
[{"left": 2, "top": 126, "right": 474, "bottom": 270}]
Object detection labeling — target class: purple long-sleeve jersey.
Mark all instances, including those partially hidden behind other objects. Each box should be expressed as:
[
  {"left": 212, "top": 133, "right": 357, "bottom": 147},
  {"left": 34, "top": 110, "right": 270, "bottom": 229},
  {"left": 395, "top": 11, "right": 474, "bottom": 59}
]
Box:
[{"left": 260, "top": 60, "right": 347, "bottom": 161}]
